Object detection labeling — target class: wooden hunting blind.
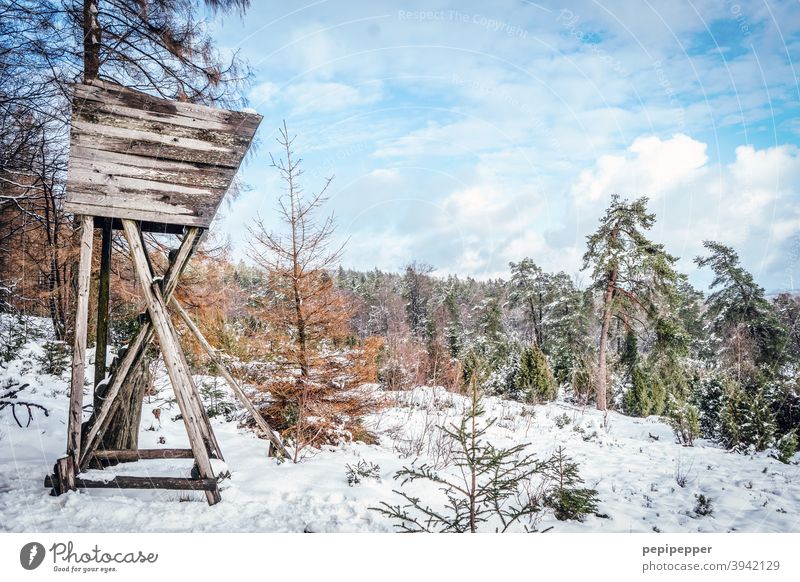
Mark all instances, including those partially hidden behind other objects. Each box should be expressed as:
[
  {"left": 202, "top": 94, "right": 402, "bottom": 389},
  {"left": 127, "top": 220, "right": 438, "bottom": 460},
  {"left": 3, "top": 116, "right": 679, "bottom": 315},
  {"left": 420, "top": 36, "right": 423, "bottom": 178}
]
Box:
[
  {"left": 48, "top": 80, "right": 288, "bottom": 506},
  {"left": 64, "top": 80, "right": 260, "bottom": 231}
]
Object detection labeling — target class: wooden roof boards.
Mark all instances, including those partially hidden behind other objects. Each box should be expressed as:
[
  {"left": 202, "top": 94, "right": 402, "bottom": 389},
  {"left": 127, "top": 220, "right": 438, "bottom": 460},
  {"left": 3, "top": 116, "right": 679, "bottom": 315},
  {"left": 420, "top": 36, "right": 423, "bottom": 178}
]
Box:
[{"left": 64, "top": 80, "right": 261, "bottom": 229}]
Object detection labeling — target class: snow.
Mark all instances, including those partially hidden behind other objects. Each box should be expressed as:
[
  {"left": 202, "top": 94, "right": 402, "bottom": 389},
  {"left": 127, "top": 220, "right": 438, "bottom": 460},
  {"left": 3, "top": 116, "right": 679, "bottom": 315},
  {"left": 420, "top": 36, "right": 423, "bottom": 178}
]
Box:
[{"left": 1, "top": 317, "right": 799, "bottom": 533}]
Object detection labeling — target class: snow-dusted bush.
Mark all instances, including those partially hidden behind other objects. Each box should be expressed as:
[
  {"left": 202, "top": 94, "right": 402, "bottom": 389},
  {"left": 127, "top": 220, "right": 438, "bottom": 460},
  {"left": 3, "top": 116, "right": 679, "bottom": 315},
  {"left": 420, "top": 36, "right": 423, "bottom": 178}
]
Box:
[
  {"left": 774, "top": 431, "right": 797, "bottom": 464},
  {"left": 345, "top": 460, "right": 381, "bottom": 486},
  {"left": 515, "top": 345, "right": 557, "bottom": 403},
  {"left": 374, "top": 385, "right": 545, "bottom": 532},
  {"left": 668, "top": 399, "right": 700, "bottom": 447},
  {"left": 693, "top": 494, "right": 713, "bottom": 517}
]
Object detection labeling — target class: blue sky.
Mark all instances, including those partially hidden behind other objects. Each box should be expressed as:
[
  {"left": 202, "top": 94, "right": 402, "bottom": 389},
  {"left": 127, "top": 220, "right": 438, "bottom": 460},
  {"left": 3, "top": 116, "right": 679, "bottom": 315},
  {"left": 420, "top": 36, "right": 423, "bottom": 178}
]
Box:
[{"left": 210, "top": 0, "right": 800, "bottom": 292}]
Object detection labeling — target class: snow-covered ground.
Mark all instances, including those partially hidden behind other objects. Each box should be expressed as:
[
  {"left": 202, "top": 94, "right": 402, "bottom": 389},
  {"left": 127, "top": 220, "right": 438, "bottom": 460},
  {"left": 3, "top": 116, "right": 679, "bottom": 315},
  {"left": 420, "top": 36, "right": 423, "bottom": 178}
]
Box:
[{"left": 1, "top": 318, "right": 799, "bottom": 533}]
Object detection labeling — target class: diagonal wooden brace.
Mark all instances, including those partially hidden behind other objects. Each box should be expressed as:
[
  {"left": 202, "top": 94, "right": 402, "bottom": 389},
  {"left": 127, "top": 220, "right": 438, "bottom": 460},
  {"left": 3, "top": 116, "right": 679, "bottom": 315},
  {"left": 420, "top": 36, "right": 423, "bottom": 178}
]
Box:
[
  {"left": 79, "top": 226, "right": 203, "bottom": 469},
  {"left": 122, "top": 219, "right": 220, "bottom": 505},
  {"left": 170, "top": 296, "right": 293, "bottom": 460}
]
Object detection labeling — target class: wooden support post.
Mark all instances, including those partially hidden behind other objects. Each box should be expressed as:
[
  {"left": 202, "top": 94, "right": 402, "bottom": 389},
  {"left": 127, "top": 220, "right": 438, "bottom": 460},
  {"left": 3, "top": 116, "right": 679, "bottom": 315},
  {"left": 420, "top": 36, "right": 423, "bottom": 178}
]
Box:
[
  {"left": 121, "top": 219, "right": 220, "bottom": 505},
  {"left": 49, "top": 456, "right": 77, "bottom": 495},
  {"left": 67, "top": 215, "right": 94, "bottom": 468},
  {"left": 171, "top": 297, "right": 292, "bottom": 460},
  {"left": 94, "top": 221, "right": 112, "bottom": 401},
  {"left": 80, "top": 228, "right": 202, "bottom": 469}
]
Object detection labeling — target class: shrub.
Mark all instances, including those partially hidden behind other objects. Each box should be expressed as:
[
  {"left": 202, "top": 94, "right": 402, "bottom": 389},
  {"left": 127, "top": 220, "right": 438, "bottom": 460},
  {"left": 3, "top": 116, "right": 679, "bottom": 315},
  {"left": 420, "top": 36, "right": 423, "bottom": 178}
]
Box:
[
  {"left": 688, "top": 374, "right": 726, "bottom": 440},
  {"left": 514, "top": 344, "right": 557, "bottom": 403},
  {"left": 554, "top": 412, "right": 571, "bottom": 429},
  {"left": 622, "top": 365, "right": 651, "bottom": 417},
  {"left": 774, "top": 431, "right": 797, "bottom": 464},
  {"left": 669, "top": 399, "right": 700, "bottom": 446},
  {"left": 0, "top": 313, "right": 28, "bottom": 362},
  {"left": 345, "top": 460, "right": 381, "bottom": 486},
  {"left": 198, "top": 378, "right": 236, "bottom": 419},
  {"left": 720, "top": 383, "right": 776, "bottom": 452},
  {"left": 693, "top": 494, "right": 713, "bottom": 517},
  {"left": 373, "top": 382, "right": 548, "bottom": 532}
]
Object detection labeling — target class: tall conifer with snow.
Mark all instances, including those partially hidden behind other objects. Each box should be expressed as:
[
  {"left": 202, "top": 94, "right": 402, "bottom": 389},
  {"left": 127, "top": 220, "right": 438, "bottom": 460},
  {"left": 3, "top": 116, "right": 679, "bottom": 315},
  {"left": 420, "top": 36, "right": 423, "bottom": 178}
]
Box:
[{"left": 582, "top": 196, "right": 684, "bottom": 411}]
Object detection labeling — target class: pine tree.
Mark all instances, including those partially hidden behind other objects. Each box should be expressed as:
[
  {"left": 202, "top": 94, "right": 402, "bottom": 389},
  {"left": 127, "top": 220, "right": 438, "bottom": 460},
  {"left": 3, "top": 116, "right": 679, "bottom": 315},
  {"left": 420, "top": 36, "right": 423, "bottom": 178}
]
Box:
[
  {"left": 695, "top": 241, "right": 788, "bottom": 373},
  {"left": 582, "top": 195, "right": 684, "bottom": 410}
]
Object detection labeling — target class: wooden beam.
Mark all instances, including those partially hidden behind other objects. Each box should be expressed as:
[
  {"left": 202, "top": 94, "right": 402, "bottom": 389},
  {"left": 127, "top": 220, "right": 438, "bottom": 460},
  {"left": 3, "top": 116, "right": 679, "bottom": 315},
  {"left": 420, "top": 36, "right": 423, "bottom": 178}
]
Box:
[
  {"left": 121, "top": 219, "right": 220, "bottom": 505},
  {"left": 91, "top": 448, "right": 214, "bottom": 462},
  {"left": 170, "top": 297, "right": 292, "bottom": 461},
  {"left": 46, "top": 474, "right": 218, "bottom": 491},
  {"left": 80, "top": 227, "right": 202, "bottom": 469},
  {"left": 67, "top": 215, "right": 93, "bottom": 468}
]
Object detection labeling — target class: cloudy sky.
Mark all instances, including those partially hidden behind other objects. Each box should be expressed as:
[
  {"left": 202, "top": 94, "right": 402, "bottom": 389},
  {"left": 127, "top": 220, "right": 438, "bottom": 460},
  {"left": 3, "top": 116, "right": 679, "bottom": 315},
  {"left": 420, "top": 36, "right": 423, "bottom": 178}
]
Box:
[{"left": 211, "top": 0, "right": 800, "bottom": 292}]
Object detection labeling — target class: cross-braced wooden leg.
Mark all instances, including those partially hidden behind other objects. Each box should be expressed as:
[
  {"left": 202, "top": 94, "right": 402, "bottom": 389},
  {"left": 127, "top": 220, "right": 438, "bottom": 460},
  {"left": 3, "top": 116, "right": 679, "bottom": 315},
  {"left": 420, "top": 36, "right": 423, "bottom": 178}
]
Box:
[
  {"left": 122, "top": 219, "right": 221, "bottom": 505},
  {"left": 132, "top": 227, "right": 225, "bottom": 464},
  {"left": 79, "top": 227, "right": 204, "bottom": 469}
]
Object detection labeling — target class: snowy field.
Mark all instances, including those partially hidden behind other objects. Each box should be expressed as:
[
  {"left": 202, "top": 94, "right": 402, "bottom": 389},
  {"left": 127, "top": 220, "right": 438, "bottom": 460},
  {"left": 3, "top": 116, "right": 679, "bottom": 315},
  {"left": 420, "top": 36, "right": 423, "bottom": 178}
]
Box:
[{"left": 1, "top": 320, "right": 799, "bottom": 533}]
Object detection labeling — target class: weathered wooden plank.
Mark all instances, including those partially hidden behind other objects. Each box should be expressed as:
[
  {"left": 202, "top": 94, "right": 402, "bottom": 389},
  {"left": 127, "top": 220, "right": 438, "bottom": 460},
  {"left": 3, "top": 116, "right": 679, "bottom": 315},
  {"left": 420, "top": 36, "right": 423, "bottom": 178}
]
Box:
[
  {"left": 70, "top": 130, "right": 243, "bottom": 168},
  {"left": 74, "top": 81, "right": 261, "bottom": 133},
  {"left": 91, "top": 448, "right": 217, "bottom": 462},
  {"left": 70, "top": 166, "right": 223, "bottom": 200},
  {"left": 67, "top": 200, "right": 210, "bottom": 227},
  {"left": 74, "top": 100, "right": 255, "bottom": 147},
  {"left": 66, "top": 215, "right": 93, "bottom": 468},
  {"left": 170, "top": 297, "right": 292, "bottom": 460},
  {"left": 66, "top": 175, "right": 222, "bottom": 220},
  {"left": 122, "top": 219, "right": 220, "bottom": 505},
  {"left": 80, "top": 228, "right": 203, "bottom": 469},
  {"left": 46, "top": 475, "right": 219, "bottom": 491},
  {"left": 65, "top": 184, "right": 218, "bottom": 216},
  {"left": 71, "top": 146, "right": 232, "bottom": 190},
  {"left": 88, "top": 476, "right": 219, "bottom": 491}
]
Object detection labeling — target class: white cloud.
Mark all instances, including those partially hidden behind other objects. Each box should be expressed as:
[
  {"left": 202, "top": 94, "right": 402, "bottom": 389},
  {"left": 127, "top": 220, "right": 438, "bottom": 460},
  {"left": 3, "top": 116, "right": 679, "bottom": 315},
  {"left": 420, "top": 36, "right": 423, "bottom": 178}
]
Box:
[
  {"left": 247, "top": 81, "right": 280, "bottom": 106},
  {"left": 564, "top": 135, "right": 800, "bottom": 288}
]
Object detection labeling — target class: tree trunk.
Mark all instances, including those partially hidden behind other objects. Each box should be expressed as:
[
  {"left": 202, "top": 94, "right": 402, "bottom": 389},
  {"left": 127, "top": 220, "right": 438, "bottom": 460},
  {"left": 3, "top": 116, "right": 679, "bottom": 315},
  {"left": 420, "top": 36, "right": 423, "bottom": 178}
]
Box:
[
  {"left": 93, "top": 222, "right": 112, "bottom": 400},
  {"left": 93, "top": 354, "right": 150, "bottom": 451},
  {"left": 596, "top": 271, "right": 616, "bottom": 411}
]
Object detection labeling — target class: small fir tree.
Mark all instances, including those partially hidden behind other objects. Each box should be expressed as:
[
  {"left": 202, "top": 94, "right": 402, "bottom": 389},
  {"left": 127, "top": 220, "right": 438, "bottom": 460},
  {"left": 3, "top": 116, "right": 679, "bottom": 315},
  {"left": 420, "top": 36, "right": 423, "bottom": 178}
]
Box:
[
  {"left": 373, "top": 375, "right": 547, "bottom": 532},
  {"left": 542, "top": 446, "right": 599, "bottom": 521}
]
